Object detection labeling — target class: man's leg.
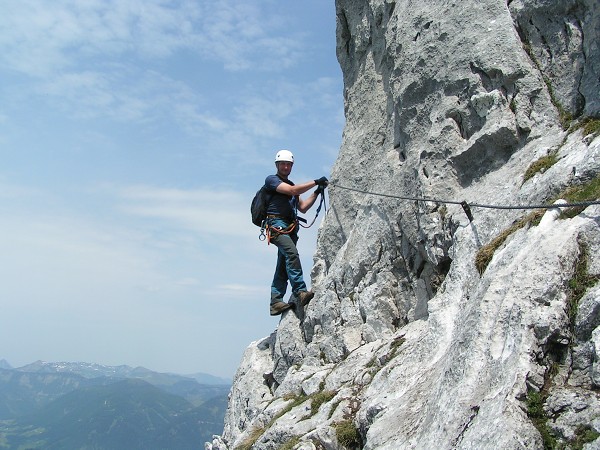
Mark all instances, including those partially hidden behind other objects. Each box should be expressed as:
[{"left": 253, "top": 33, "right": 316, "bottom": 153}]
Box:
[
  {"left": 269, "top": 232, "right": 297, "bottom": 316},
  {"left": 285, "top": 233, "right": 314, "bottom": 306},
  {"left": 270, "top": 248, "right": 289, "bottom": 304},
  {"left": 270, "top": 232, "right": 307, "bottom": 294}
]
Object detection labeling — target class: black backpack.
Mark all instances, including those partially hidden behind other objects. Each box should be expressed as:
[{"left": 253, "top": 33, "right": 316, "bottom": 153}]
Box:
[{"left": 251, "top": 185, "right": 273, "bottom": 227}]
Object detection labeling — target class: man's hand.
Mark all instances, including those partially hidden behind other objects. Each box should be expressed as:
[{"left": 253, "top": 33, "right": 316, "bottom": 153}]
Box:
[{"left": 314, "top": 176, "right": 329, "bottom": 187}]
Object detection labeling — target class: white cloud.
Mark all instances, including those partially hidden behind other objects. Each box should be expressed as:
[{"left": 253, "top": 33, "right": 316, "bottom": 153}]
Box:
[
  {"left": 0, "top": 214, "right": 161, "bottom": 309},
  {"left": 198, "top": 2, "right": 304, "bottom": 71},
  {"left": 115, "top": 184, "right": 255, "bottom": 238},
  {"left": 0, "top": 181, "right": 46, "bottom": 200},
  {"left": 0, "top": 0, "right": 341, "bottom": 173},
  {"left": 231, "top": 81, "right": 305, "bottom": 139},
  {"left": 0, "top": 0, "right": 321, "bottom": 155},
  {"left": 31, "top": 68, "right": 199, "bottom": 124},
  {"left": 0, "top": 0, "right": 304, "bottom": 76},
  {"left": 0, "top": 0, "right": 194, "bottom": 74},
  {"left": 0, "top": 180, "right": 267, "bottom": 312},
  {"left": 194, "top": 283, "right": 268, "bottom": 302}
]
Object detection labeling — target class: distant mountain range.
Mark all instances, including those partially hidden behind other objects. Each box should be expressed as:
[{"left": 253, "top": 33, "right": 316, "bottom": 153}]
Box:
[
  {"left": 11, "top": 360, "right": 231, "bottom": 385},
  {"left": 0, "top": 360, "right": 231, "bottom": 449}
]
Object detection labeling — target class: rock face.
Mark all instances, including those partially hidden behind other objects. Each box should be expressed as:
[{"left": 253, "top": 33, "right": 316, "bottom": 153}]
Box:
[{"left": 208, "top": 0, "right": 600, "bottom": 449}]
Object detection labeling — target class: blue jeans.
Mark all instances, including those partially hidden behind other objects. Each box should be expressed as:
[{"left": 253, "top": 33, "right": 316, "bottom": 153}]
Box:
[{"left": 269, "top": 218, "right": 307, "bottom": 304}]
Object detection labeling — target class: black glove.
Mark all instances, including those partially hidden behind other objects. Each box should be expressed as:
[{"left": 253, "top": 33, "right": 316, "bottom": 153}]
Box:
[
  {"left": 315, "top": 185, "right": 325, "bottom": 195},
  {"left": 314, "top": 176, "right": 329, "bottom": 187}
]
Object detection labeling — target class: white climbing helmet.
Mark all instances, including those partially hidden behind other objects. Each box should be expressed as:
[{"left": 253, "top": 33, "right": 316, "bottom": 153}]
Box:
[{"left": 275, "top": 149, "right": 294, "bottom": 163}]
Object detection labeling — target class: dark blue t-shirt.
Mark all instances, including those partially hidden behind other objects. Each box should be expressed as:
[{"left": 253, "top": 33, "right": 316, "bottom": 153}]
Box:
[{"left": 265, "top": 174, "right": 298, "bottom": 220}]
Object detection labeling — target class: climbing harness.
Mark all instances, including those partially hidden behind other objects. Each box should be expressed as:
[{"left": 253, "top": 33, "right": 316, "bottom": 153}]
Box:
[
  {"left": 257, "top": 188, "right": 327, "bottom": 241},
  {"left": 261, "top": 218, "right": 298, "bottom": 245}
]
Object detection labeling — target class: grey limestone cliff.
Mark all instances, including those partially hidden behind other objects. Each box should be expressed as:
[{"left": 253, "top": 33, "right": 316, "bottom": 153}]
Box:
[{"left": 208, "top": 0, "right": 600, "bottom": 448}]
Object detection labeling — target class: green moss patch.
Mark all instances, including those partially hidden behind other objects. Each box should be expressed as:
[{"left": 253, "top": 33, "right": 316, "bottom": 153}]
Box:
[
  {"left": 280, "top": 436, "right": 301, "bottom": 450},
  {"left": 310, "top": 390, "right": 337, "bottom": 417},
  {"left": 475, "top": 175, "right": 600, "bottom": 275},
  {"left": 526, "top": 389, "right": 557, "bottom": 449},
  {"left": 475, "top": 210, "right": 544, "bottom": 274},
  {"left": 559, "top": 176, "right": 600, "bottom": 219},
  {"left": 577, "top": 116, "right": 600, "bottom": 137},
  {"left": 567, "top": 242, "right": 600, "bottom": 329},
  {"left": 571, "top": 425, "right": 600, "bottom": 450},
  {"left": 235, "top": 427, "right": 266, "bottom": 450},
  {"left": 334, "top": 420, "right": 361, "bottom": 449},
  {"left": 523, "top": 152, "right": 558, "bottom": 183}
]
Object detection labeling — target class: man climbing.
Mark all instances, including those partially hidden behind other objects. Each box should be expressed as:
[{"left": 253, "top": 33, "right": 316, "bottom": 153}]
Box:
[{"left": 265, "top": 149, "right": 328, "bottom": 316}]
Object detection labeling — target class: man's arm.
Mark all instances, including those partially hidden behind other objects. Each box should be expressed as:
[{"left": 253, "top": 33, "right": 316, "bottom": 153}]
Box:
[
  {"left": 297, "top": 189, "right": 321, "bottom": 214},
  {"left": 275, "top": 180, "right": 317, "bottom": 197},
  {"left": 276, "top": 177, "right": 327, "bottom": 213}
]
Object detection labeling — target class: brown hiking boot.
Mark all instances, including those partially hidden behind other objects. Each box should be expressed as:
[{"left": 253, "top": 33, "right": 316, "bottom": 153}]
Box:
[
  {"left": 297, "top": 291, "right": 314, "bottom": 306},
  {"left": 270, "top": 301, "right": 293, "bottom": 316}
]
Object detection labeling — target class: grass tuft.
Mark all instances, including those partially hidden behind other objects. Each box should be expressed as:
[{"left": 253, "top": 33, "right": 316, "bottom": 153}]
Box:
[
  {"left": 475, "top": 210, "right": 544, "bottom": 274},
  {"left": 334, "top": 420, "right": 361, "bottom": 448},
  {"left": 272, "top": 393, "right": 309, "bottom": 424},
  {"left": 559, "top": 176, "right": 600, "bottom": 219},
  {"left": 388, "top": 336, "right": 406, "bottom": 360},
  {"left": 475, "top": 175, "right": 600, "bottom": 275},
  {"left": 280, "top": 436, "right": 301, "bottom": 450},
  {"left": 310, "top": 391, "right": 337, "bottom": 416},
  {"left": 571, "top": 425, "right": 600, "bottom": 450},
  {"left": 235, "top": 427, "right": 266, "bottom": 450},
  {"left": 580, "top": 117, "right": 600, "bottom": 137},
  {"left": 523, "top": 152, "right": 558, "bottom": 183},
  {"left": 567, "top": 242, "right": 600, "bottom": 329},
  {"left": 526, "top": 389, "right": 557, "bottom": 449}
]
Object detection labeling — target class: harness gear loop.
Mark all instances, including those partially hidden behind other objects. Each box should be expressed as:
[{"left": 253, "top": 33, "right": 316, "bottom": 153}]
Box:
[
  {"left": 271, "top": 220, "right": 297, "bottom": 235},
  {"left": 265, "top": 220, "right": 298, "bottom": 245}
]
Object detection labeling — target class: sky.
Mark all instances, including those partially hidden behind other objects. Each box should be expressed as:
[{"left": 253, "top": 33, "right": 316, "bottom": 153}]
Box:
[{"left": 0, "top": 0, "right": 344, "bottom": 380}]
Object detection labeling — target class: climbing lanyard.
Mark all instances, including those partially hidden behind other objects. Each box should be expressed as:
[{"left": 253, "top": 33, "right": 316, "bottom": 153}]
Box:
[{"left": 299, "top": 189, "right": 327, "bottom": 228}]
